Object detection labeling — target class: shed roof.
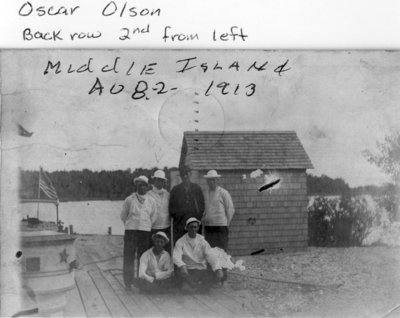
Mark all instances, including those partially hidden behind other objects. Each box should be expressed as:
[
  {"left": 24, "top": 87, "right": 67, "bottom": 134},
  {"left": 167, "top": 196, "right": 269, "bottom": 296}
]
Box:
[{"left": 179, "top": 131, "right": 314, "bottom": 170}]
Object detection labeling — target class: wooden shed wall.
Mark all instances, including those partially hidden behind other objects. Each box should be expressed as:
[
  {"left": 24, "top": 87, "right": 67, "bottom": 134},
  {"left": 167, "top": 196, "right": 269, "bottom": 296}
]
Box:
[{"left": 192, "top": 169, "right": 308, "bottom": 256}]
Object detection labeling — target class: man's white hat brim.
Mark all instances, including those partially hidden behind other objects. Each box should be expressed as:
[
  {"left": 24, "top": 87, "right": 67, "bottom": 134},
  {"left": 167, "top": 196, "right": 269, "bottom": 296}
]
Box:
[
  {"left": 152, "top": 170, "right": 168, "bottom": 180},
  {"left": 151, "top": 231, "right": 169, "bottom": 243},
  {"left": 185, "top": 217, "right": 201, "bottom": 230},
  {"left": 133, "top": 175, "right": 149, "bottom": 185},
  {"left": 204, "top": 170, "right": 221, "bottom": 178}
]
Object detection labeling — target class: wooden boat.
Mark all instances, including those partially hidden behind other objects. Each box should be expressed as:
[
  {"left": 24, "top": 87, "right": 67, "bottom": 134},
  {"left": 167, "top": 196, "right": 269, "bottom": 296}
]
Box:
[{"left": 19, "top": 199, "right": 77, "bottom": 317}]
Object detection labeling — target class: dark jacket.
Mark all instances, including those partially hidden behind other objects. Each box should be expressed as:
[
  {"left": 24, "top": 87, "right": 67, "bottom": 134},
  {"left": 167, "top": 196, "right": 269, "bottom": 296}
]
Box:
[{"left": 169, "top": 182, "right": 205, "bottom": 240}]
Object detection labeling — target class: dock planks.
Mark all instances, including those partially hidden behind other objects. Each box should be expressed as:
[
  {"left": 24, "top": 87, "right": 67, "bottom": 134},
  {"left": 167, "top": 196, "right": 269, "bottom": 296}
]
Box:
[
  {"left": 88, "top": 270, "right": 131, "bottom": 317},
  {"left": 75, "top": 270, "right": 111, "bottom": 317},
  {"left": 65, "top": 235, "right": 266, "bottom": 317},
  {"left": 64, "top": 285, "right": 87, "bottom": 317}
]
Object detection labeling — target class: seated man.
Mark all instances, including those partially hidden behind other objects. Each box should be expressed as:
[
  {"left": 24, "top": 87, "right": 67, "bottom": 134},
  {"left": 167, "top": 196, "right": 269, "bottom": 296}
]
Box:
[
  {"left": 173, "top": 217, "right": 224, "bottom": 292},
  {"left": 136, "top": 231, "right": 175, "bottom": 293}
]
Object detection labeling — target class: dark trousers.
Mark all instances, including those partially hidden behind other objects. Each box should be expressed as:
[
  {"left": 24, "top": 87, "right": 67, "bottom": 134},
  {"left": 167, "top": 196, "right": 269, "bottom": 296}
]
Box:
[
  {"left": 150, "top": 227, "right": 171, "bottom": 254},
  {"left": 172, "top": 228, "right": 186, "bottom": 246},
  {"left": 204, "top": 226, "right": 229, "bottom": 282},
  {"left": 204, "top": 226, "right": 229, "bottom": 251},
  {"left": 123, "top": 230, "right": 151, "bottom": 288},
  {"left": 175, "top": 267, "right": 216, "bottom": 291},
  {"left": 135, "top": 276, "right": 176, "bottom": 293}
]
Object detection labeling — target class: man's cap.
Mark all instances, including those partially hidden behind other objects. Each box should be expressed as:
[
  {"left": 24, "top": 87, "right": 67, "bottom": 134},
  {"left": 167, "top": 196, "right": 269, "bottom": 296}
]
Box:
[
  {"left": 133, "top": 175, "right": 149, "bottom": 185},
  {"left": 151, "top": 231, "right": 169, "bottom": 243},
  {"left": 204, "top": 170, "right": 221, "bottom": 179},
  {"left": 152, "top": 170, "right": 167, "bottom": 180},
  {"left": 185, "top": 217, "right": 201, "bottom": 230}
]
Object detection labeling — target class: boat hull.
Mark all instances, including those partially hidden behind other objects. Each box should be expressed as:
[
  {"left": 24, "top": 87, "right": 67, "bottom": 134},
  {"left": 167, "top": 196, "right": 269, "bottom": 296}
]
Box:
[{"left": 21, "top": 230, "right": 77, "bottom": 317}]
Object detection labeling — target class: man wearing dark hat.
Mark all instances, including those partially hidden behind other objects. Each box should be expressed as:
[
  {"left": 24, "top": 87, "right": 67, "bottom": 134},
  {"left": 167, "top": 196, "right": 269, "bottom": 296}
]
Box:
[
  {"left": 173, "top": 217, "right": 223, "bottom": 292},
  {"left": 120, "top": 175, "right": 157, "bottom": 290},
  {"left": 136, "top": 231, "right": 175, "bottom": 293},
  {"left": 169, "top": 166, "right": 205, "bottom": 244}
]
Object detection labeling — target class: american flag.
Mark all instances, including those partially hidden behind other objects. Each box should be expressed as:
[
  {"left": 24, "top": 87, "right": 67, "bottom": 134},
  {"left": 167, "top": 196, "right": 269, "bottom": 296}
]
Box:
[{"left": 39, "top": 167, "right": 58, "bottom": 200}]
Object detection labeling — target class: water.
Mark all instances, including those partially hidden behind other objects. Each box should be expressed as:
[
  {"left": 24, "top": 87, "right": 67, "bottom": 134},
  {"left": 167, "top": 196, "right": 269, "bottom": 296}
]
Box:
[
  {"left": 19, "top": 195, "right": 376, "bottom": 235},
  {"left": 19, "top": 201, "right": 125, "bottom": 235}
]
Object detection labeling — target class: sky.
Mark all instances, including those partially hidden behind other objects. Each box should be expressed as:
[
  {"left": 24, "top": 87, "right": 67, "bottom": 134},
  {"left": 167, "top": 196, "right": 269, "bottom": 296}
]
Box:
[{"left": 1, "top": 50, "right": 400, "bottom": 187}]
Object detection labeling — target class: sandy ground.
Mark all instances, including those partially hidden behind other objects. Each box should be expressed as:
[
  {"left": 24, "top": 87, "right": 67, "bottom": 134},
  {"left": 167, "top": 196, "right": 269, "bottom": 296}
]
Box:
[
  {"left": 74, "top": 235, "right": 400, "bottom": 318},
  {"left": 227, "top": 246, "right": 400, "bottom": 317}
]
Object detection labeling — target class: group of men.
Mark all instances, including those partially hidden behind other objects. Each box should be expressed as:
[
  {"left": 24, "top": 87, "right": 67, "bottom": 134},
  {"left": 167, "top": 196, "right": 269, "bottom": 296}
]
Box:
[{"left": 120, "top": 167, "right": 235, "bottom": 293}]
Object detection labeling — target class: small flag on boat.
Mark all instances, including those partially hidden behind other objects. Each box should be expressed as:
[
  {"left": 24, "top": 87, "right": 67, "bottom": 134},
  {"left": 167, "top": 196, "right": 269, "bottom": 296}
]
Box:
[{"left": 39, "top": 167, "right": 58, "bottom": 200}]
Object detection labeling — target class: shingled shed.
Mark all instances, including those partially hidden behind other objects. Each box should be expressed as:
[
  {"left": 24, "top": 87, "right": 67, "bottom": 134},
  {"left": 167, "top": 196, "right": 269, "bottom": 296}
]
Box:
[{"left": 179, "top": 131, "right": 314, "bottom": 256}]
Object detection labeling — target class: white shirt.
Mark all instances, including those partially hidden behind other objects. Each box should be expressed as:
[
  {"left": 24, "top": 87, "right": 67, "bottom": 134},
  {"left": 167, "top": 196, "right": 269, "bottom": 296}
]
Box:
[
  {"left": 120, "top": 193, "right": 157, "bottom": 231},
  {"left": 147, "top": 187, "right": 170, "bottom": 229},
  {"left": 173, "top": 233, "right": 221, "bottom": 271},
  {"left": 203, "top": 186, "right": 235, "bottom": 226},
  {"left": 139, "top": 248, "right": 173, "bottom": 283}
]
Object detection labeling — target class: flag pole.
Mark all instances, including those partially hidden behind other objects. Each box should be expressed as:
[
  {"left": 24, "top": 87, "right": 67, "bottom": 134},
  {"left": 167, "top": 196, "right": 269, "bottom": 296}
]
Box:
[
  {"left": 37, "top": 167, "right": 41, "bottom": 219},
  {"left": 56, "top": 200, "right": 59, "bottom": 224},
  {"left": 170, "top": 217, "right": 174, "bottom": 259}
]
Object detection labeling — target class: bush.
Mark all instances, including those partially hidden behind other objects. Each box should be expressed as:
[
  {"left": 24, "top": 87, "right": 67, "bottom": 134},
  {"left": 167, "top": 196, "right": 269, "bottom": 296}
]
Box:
[
  {"left": 375, "top": 193, "right": 399, "bottom": 222},
  {"left": 308, "top": 196, "right": 375, "bottom": 247}
]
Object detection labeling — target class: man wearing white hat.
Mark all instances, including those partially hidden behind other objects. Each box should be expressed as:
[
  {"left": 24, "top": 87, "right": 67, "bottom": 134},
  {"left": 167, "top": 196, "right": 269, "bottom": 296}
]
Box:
[
  {"left": 203, "top": 170, "right": 234, "bottom": 283},
  {"left": 148, "top": 170, "right": 171, "bottom": 253},
  {"left": 120, "top": 175, "right": 157, "bottom": 290},
  {"left": 203, "top": 170, "right": 235, "bottom": 251},
  {"left": 136, "top": 231, "right": 175, "bottom": 293},
  {"left": 173, "top": 217, "right": 223, "bottom": 292}
]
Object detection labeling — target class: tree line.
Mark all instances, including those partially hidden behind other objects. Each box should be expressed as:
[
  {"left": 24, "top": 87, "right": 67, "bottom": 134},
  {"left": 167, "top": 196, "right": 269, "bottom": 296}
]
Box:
[
  {"left": 307, "top": 174, "right": 397, "bottom": 197},
  {"left": 20, "top": 167, "right": 177, "bottom": 201},
  {"left": 307, "top": 174, "right": 351, "bottom": 196},
  {"left": 20, "top": 168, "right": 395, "bottom": 201}
]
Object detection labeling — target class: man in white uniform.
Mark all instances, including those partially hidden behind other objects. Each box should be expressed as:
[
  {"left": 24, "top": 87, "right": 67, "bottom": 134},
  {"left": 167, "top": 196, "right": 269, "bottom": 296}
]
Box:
[
  {"left": 173, "top": 217, "right": 223, "bottom": 292},
  {"left": 203, "top": 170, "right": 235, "bottom": 283},
  {"left": 203, "top": 170, "right": 235, "bottom": 251},
  {"left": 120, "top": 175, "right": 157, "bottom": 290},
  {"left": 136, "top": 231, "right": 175, "bottom": 293},
  {"left": 148, "top": 170, "right": 171, "bottom": 253}
]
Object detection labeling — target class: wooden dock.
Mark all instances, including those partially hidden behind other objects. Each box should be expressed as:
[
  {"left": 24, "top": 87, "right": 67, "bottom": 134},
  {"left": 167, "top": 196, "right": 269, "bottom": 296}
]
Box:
[{"left": 65, "top": 235, "right": 266, "bottom": 317}]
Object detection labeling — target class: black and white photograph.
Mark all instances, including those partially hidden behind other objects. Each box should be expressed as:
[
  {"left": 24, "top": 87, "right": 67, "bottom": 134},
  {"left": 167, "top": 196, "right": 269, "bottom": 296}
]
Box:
[{"left": 1, "top": 49, "right": 400, "bottom": 317}]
